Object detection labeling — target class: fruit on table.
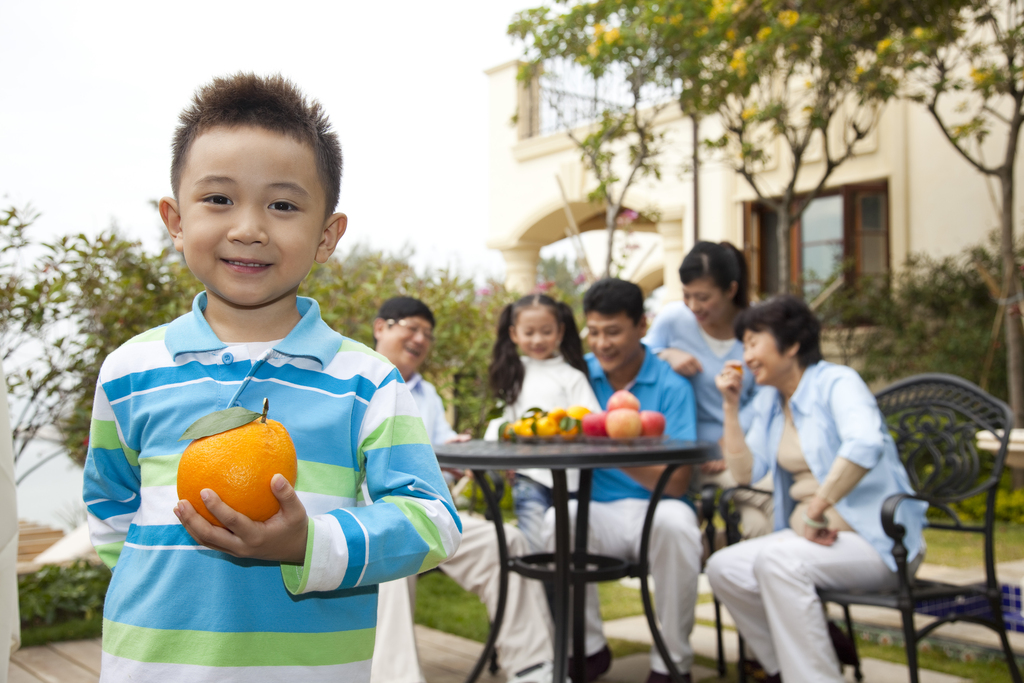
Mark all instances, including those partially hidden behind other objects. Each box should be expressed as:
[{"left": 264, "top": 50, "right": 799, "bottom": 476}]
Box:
[
  {"left": 534, "top": 415, "right": 559, "bottom": 437},
  {"left": 639, "top": 410, "right": 666, "bottom": 437},
  {"left": 566, "top": 405, "right": 591, "bottom": 420},
  {"left": 499, "top": 406, "right": 584, "bottom": 441},
  {"left": 581, "top": 411, "right": 608, "bottom": 437},
  {"left": 177, "top": 399, "right": 297, "bottom": 527},
  {"left": 606, "top": 408, "right": 643, "bottom": 439},
  {"left": 513, "top": 418, "right": 536, "bottom": 437},
  {"left": 607, "top": 390, "right": 641, "bottom": 412}
]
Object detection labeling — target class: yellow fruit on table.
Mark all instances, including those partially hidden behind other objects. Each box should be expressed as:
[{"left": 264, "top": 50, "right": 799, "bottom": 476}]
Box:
[
  {"left": 177, "top": 400, "right": 297, "bottom": 528},
  {"left": 499, "top": 422, "right": 516, "bottom": 441},
  {"left": 547, "top": 408, "right": 568, "bottom": 424},
  {"left": 566, "top": 405, "right": 591, "bottom": 420},
  {"left": 534, "top": 416, "right": 559, "bottom": 437},
  {"left": 513, "top": 418, "right": 535, "bottom": 437},
  {"left": 559, "top": 418, "right": 581, "bottom": 439}
]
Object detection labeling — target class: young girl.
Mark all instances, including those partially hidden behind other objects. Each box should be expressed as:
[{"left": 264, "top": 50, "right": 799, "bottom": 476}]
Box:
[
  {"left": 485, "top": 294, "right": 601, "bottom": 553},
  {"left": 644, "top": 241, "right": 772, "bottom": 538}
]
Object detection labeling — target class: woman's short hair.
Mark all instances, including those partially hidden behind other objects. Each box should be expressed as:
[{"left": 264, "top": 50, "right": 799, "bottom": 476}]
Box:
[{"left": 733, "top": 295, "right": 823, "bottom": 368}]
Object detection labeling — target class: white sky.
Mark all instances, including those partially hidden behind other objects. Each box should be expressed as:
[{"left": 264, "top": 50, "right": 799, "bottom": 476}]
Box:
[{"left": 1, "top": 0, "right": 540, "bottom": 280}]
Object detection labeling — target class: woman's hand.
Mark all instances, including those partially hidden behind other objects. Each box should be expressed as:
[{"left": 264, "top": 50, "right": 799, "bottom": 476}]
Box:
[
  {"left": 802, "top": 495, "right": 838, "bottom": 546},
  {"left": 658, "top": 348, "right": 703, "bottom": 377},
  {"left": 700, "top": 459, "right": 728, "bottom": 474},
  {"left": 715, "top": 367, "right": 743, "bottom": 411}
]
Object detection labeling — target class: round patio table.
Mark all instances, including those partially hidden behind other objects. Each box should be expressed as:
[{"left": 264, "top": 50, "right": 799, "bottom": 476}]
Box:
[{"left": 434, "top": 438, "right": 716, "bottom": 683}]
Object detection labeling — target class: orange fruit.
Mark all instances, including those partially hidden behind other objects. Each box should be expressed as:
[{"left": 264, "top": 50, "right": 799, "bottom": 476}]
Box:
[
  {"left": 513, "top": 418, "right": 536, "bottom": 437},
  {"left": 177, "top": 417, "right": 297, "bottom": 527},
  {"left": 547, "top": 408, "right": 568, "bottom": 424},
  {"left": 534, "top": 416, "right": 559, "bottom": 438},
  {"left": 499, "top": 422, "right": 516, "bottom": 441},
  {"left": 559, "top": 417, "right": 581, "bottom": 439},
  {"left": 567, "top": 405, "right": 591, "bottom": 420}
]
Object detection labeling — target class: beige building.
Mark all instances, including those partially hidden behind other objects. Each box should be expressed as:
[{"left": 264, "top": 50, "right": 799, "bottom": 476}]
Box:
[{"left": 486, "top": 60, "right": 1022, "bottom": 303}]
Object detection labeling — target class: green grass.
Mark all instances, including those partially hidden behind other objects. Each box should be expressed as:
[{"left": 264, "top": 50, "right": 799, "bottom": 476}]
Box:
[
  {"left": 922, "top": 523, "right": 1024, "bottom": 567},
  {"left": 19, "top": 613, "right": 103, "bottom": 647},
  {"left": 414, "top": 571, "right": 491, "bottom": 642}
]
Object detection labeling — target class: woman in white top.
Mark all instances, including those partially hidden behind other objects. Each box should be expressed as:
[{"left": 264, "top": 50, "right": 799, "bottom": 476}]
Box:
[{"left": 485, "top": 294, "right": 600, "bottom": 552}]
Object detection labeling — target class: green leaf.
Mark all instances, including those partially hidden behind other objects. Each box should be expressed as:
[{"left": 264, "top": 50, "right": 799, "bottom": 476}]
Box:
[{"left": 178, "top": 406, "right": 261, "bottom": 442}]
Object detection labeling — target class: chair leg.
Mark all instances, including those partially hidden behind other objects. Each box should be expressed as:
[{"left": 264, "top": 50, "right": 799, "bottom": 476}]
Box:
[
  {"left": 714, "top": 597, "right": 726, "bottom": 677},
  {"left": 900, "top": 608, "right": 920, "bottom": 683},
  {"left": 843, "top": 604, "right": 863, "bottom": 682},
  {"left": 488, "top": 649, "right": 499, "bottom": 676},
  {"left": 988, "top": 597, "right": 1024, "bottom": 683}
]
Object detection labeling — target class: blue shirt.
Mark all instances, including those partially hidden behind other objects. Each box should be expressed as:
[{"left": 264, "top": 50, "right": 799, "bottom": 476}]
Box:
[
  {"left": 745, "top": 361, "right": 926, "bottom": 571},
  {"left": 585, "top": 345, "right": 698, "bottom": 503},
  {"left": 644, "top": 301, "right": 760, "bottom": 443},
  {"left": 83, "top": 293, "right": 462, "bottom": 681}
]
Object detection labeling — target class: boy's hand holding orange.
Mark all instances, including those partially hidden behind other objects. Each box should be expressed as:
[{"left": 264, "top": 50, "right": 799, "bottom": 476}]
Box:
[{"left": 173, "top": 399, "right": 309, "bottom": 563}]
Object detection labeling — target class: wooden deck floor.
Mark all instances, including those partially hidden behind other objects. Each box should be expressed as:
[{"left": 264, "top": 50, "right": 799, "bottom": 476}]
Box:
[{"left": 6, "top": 629, "right": 507, "bottom": 683}]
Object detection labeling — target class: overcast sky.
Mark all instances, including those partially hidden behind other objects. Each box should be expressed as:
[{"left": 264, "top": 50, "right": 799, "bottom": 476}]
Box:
[{"left": 1, "top": 1, "right": 539, "bottom": 280}]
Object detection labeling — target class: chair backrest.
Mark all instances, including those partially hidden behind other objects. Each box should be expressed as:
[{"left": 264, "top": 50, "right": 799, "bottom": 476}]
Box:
[{"left": 874, "top": 373, "right": 1014, "bottom": 512}]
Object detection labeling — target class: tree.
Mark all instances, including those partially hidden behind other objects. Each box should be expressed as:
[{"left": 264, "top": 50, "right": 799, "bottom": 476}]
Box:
[
  {"left": 510, "top": 2, "right": 671, "bottom": 277},
  {"left": 893, "top": 0, "right": 1024, "bottom": 425},
  {"left": 1, "top": 209, "right": 197, "bottom": 472},
  {"left": 695, "top": 0, "right": 912, "bottom": 295}
]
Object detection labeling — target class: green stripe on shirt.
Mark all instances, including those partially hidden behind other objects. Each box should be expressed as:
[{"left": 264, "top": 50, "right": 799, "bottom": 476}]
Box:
[
  {"left": 384, "top": 496, "right": 448, "bottom": 571},
  {"left": 125, "top": 327, "right": 167, "bottom": 344},
  {"left": 103, "top": 619, "right": 375, "bottom": 667},
  {"left": 296, "top": 460, "right": 356, "bottom": 496},
  {"left": 90, "top": 419, "right": 139, "bottom": 467},
  {"left": 359, "top": 415, "right": 430, "bottom": 456}
]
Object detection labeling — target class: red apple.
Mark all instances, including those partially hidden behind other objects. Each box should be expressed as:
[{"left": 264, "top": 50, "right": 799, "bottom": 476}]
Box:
[
  {"left": 605, "top": 408, "right": 643, "bottom": 439},
  {"left": 639, "top": 410, "right": 666, "bottom": 437},
  {"left": 581, "top": 411, "right": 608, "bottom": 437},
  {"left": 607, "top": 390, "right": 641, "bottom": 412}
]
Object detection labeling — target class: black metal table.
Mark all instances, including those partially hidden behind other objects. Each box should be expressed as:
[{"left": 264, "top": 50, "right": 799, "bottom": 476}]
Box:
[{"left": 434, "top": 439, "right": 715, "bottom": 683}]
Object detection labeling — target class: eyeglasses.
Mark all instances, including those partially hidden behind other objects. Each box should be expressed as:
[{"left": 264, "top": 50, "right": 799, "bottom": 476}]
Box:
[{"left": 387, "top": 318, "right": 435, "bottom": 343}]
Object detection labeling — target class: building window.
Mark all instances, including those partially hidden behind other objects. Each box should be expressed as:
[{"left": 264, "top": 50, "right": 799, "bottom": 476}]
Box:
[{"left": 743, "top": 181, "right": 889, "bottom": 297}]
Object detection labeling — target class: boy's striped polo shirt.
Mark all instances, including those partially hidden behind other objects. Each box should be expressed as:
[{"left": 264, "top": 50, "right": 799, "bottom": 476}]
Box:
[{"left": 83, "top": 293, "right": 462, "bottom": 683}]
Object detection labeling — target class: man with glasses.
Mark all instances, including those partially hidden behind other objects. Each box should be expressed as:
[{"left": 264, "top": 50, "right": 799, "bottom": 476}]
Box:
[{"left": 370, "top": 297, "right": 554, "bottom": 683}]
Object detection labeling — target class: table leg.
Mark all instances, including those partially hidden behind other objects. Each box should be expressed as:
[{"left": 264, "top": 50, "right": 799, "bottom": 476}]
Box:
[
  {"left": 571, "top": 470, "right": 592, "bottom": 683},
  {"left": 551, "top": 469, "right": 571, "bottom": 683},
  {"left": 461, "top": 470, "right": 509, "bottom": 683},
  {"left": 639, "top": 464, "right": 689, "bottom": 683}
]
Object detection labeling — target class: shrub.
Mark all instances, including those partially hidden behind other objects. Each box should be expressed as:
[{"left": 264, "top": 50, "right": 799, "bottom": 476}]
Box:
[
  {"left": 818, "top": 233, "right": 1023, "bottom": 406},
  {"left": 18, "top": 561, "right": 111, "bottom": 628}
]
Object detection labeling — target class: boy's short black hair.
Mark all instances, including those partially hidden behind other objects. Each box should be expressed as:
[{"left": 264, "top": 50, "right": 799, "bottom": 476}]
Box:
[
  {"left": 733, "top": 294, "right": 823, "bottom": 368},
  {"left": 376, "top": 297, "right": 435, "bottom": 328},
  {"left": 583, "top": 278, "right": 645, "bottom": 324},
  {"left": 171, "top": 73, "right": 343, "bottom": 215}
]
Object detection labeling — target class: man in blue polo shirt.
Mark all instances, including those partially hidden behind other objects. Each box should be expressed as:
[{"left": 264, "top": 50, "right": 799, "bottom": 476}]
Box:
[{"left": 570, "top": 278, "right": 701, "bottom": 683}]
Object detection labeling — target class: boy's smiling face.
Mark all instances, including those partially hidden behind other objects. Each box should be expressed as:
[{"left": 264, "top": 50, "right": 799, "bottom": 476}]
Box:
[{"left": 160, "top": 125, "right": 346, "bottom": 340}]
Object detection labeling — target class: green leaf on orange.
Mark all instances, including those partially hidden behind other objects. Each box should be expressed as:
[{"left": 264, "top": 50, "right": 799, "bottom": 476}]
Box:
[{"left": 178, "top": 406, "right": 262, "bottom": 441}]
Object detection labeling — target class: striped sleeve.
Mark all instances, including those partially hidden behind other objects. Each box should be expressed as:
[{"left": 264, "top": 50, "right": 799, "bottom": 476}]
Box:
[
  {"left": 83, "top": 379, "right": 141, "bottom": 569},
  {"left": 283, "top": 368, "right": 462, "bottom": 595}
]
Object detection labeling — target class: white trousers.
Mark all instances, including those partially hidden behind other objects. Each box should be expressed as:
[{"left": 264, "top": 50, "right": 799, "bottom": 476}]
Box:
[
  {"left": 546, "top": 497, "right": 702, "bottom": 675},
  {"left": 371, "top": 515, "right": 553, "bottom": 683},
  {"left": 706, "top": 529, "right": 900, "bottom": 683}
]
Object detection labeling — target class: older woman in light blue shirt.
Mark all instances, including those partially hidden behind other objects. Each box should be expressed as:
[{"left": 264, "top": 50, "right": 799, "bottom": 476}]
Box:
[{"left": 705, "top": 295, "right": 925, "bottom": 683}]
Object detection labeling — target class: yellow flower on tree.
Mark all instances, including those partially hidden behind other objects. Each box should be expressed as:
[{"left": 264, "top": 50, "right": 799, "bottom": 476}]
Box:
[
  {"left": 604, "top": 27, "right": 621, "bottom": 43},
  {"left": 778, "top": 10, "right": 799, "bottom": 28},
  {"left": 730, "top": 47, "right": 748, "bottom": 76},
  {"left": 695, "top": 24, "right": 708, "bottom": 36},
  {"left": 726, "top": 28, "right": 736, "bottom": 40},
  {"left": 876, "top": 38, "right": 893, "bottom": 54},
  {"left": 912, "top": 27, "right": 926, "bottom": 40},
  {"left": 741, "top": 107, "right": 758, "bottom": 120},
  {"left": 757, "top": 26, "right": 772, "bottom": 41},
  {"left": 588, "top": 41, "right": 601, "bottom": 58}
]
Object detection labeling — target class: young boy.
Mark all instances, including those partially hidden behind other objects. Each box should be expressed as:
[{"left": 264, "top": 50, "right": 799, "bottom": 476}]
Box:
[
  {"left": 558, "top": 278, "right": 701, "bottom": 683},
  {"left": 82, "top": 74, "right": 462, "bottom": 683}
]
